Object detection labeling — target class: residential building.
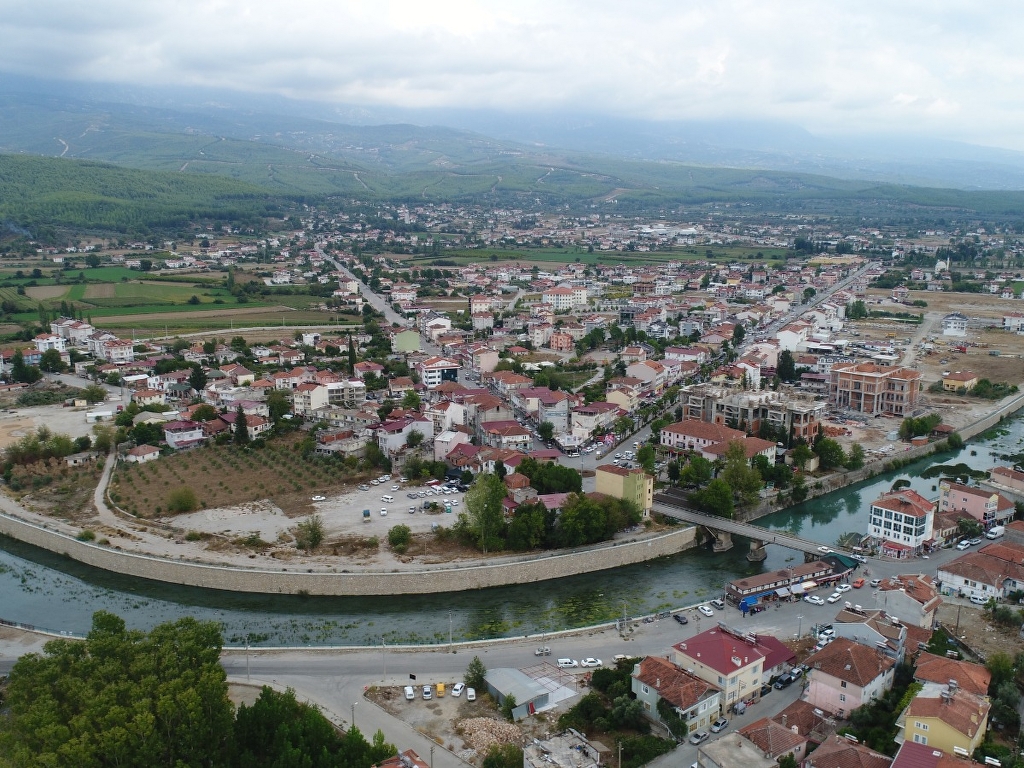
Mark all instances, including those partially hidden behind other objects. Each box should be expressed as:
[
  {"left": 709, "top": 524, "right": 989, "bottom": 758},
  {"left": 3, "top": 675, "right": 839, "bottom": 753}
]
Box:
[
  {"left": 935, "top": 541, "right": 1024, "bottom": 600},
  {"left": 416, "top": 356, "right": 460, "bottom": 389},
  {"left": 660, "top": 419, "right": 746, "bottom": 454},
  {"left": 941, "top": 312, "right": 968, "bottom": 337},
  {"left": 699, "top": 436, "right": 776, "bottom": 463},
  {"left": 681, "top": 385, "right": 825, "bottom": 443},
  {"left": 292, "top": 383, "right": 329, "bottom": 416},
  {"left": 937, "top": 480, "right": 1015, "bottom": 529},
  {"left": 867, "top": 489, "right": 935, "bottom": 558},
  {"left": 631, "top": 656, "right": 722, "bottom": 735},
  {"left": 479, "top": 420, "right": 533, "bottom": 451},
  {"left": 595, "top": 464, "right": 654, "bottom": 515},
  {"left": 1002, "top": 312, "right": 1024, "bottom": 332},
  {"left": 325, "top": 378, "right": 367, "bottom": 409},
  {"left": 672, "top": 625, "right": 767, "bottom": 707},
  {"left": 914, "top": 653, "right": 991, "bottom": 698},
  {"left": 873, "top": 574, "right": 943, "bottom": 629},
  {"left": 125, "top": 444, "right": 161, "bottom": 464},
  {"left": 699, "top": 732, "right": 776, "bottom": 768},
  {"left": 895, "top": 681, "right": 989, "bottom": 755},
  {"left": 803, "top": 638, "right": 896, "bottom": 718},
  {"left": 832, "top": 607, "right": 907, "bottom": 663},
  {"left": 163, "top": 420, "right": 205, "bottom": 450},
  {"left": 829, "top": 362, "right": 922, "bottom": 416},
  {"left": 570, "top": 401, "right": 622, "bottom": 440},
  {"left": 941, "top": 371, "right": 979, "bottom": 392},
  {"left": 376, "top": 417, "right": 434, "bottom": 456},
  {"left": 434, "top": 429, "right": 471, "bottom": 463},
  {"left": 803, "top": 734, "right": 893, "bottom": 768},
  {"left": 738, "top": 717, "right": 808, "bottom": 764},
  {"left": 542, "top": 285, "right": 587, "bottom": 310},
  {"left": 34, "top": 333, "right": 66, "bottom": 353}
]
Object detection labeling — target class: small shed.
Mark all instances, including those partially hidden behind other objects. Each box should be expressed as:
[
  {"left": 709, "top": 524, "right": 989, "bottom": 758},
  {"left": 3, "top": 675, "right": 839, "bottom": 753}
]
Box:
[
  {"left": 65, "top": 451, "right": 98, "bottom": 467},
  {"left": 484, "top": 668, "right": 550, "bottom": 720}
]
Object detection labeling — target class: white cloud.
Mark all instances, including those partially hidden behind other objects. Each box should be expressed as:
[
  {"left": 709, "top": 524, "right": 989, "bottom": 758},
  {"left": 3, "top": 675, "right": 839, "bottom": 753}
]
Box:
[{"left": 2, "top": 0, "right": 1023, "bottom": 148}]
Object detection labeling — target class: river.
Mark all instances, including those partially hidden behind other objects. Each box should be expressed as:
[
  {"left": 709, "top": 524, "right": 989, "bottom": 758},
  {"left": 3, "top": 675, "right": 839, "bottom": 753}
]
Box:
[{"left": 2, "top": 416, "right": 1022, "bottom": 647}]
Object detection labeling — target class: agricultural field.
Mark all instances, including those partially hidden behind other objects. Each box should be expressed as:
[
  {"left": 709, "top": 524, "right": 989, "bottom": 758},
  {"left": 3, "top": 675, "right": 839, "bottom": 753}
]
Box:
[{"left": 395, "top": 244, "right": 789, "bottom": 268}]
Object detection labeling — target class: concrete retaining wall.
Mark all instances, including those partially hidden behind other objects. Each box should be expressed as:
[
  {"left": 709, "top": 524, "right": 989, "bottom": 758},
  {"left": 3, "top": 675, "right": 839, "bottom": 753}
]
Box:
[{"left": 0, "top": 512, "right": 696, "bottom": 596}]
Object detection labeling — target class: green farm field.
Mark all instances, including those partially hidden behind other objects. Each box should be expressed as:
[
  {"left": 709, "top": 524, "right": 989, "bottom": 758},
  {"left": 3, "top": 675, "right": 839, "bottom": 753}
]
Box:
[{"left": 396, "top": 244, "right": 790, "bottom": 267}]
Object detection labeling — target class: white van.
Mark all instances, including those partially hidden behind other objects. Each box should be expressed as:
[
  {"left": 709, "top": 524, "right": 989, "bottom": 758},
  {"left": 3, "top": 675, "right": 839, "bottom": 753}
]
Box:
[
  {"left": 969, "top": 593, "right": 988, "bottom": 605},
  {"left": 381, "top": 495, "right": 394, "bottom": 503}
]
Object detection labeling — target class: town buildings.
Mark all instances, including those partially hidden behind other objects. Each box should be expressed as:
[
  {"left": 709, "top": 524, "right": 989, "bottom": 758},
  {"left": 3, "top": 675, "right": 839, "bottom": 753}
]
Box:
[{"left": 829, "top": 362, "right": 922, "bottom": 416}]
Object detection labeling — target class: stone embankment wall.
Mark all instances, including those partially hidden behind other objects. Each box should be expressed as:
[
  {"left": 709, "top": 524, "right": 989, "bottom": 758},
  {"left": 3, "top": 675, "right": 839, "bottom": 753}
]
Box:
[{"left": 0, "top": 513, "right": 696, "bottom": 596}]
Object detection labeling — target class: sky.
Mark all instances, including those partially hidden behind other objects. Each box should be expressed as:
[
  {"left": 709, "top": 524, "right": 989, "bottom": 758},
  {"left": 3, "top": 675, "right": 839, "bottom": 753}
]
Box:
[{"left": 3, "top": 0, "right": 1023, "bottom": 150}]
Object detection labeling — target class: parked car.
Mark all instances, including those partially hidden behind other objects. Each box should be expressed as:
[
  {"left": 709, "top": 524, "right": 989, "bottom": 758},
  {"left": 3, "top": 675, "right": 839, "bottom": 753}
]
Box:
[
  {"left": 689, "top": 731, "right": 710, "bottom": 745},
  {"left": 870, "top": 578, "right": 882, "bottom": 587},
  {"left": 968, "top": 537, "right": 982, "bottom": 546},
  {"left": 760, "top": 684, "right": 772, "bottom": 696},
  {"left": 380, "top": 508, "right": 388, "bottom": 516},
  {"left": 556, "top": 658, "right": 579, "bottom": 668},
  {"left": 404, "top": 686, "right": 415, "bottom": 701},
  {"left": 836, "top": 584, "right": 852, "bottom": 593},
  {"left": 451, "top": 683, "right": 465, "bottom": 698},
  {"left": 773, "top": 674, "right": 794, "bottom": 689},
  {"left": 956, "top": 540, "right": 971, "bottom": 551},
  {"left": 803, "top": 595, "right": 825, "bottom": 606},
  {"left": 674, "top": 614, "right": 689, "bottom": 625},
  {"left": 311, "top": 495, "right": 326, "bottom": 502},
  {"left": 851, "top": 554, "right": 867, "bottom": 563},
  {"left": 852, "top": 578, "right": 865, "bottom": 588},
  {"left": 827, "top": 592, "right": 842, "bottom": 603},
  {"left": 535, "top": 646, "right": 551, "bottom": 656},
  {"left": 581, "top": 658, "right": 602, "bottom": 668},
  {"left": 422, "top": 685, "right": 432, "bottom": 700},
  {"left": 818, "top": 628, "right": 836, "bottom": 640},
  {"left": 698, "top": 605, "right": 715, "bottom": 617},
  {"left": 710, "top": 718, "right": 729, "bottom": 733},
  {"left": 790, "top": 667, "right": 804, "bottom": 680},
  {"left": 466, "top": 688, "right": 476, "bottom": 701},
  {"left": 710, "top": 599, "right": 725, "bottom": 610}
]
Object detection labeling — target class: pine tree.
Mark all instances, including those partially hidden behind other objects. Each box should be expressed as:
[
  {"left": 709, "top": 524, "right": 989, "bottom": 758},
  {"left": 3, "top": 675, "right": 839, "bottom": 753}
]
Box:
[
  {"left": 347, "top": 333, "right": 356, "bottom": 376},
  {"left": 234, "top": 405, "right": 249, "bottom": 445}
]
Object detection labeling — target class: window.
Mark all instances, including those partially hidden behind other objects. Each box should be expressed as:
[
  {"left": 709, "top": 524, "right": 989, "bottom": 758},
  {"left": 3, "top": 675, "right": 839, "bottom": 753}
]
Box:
[
  {"left": 914, "top": 722, "right": 929, "bottom": 731},
  {"left": 840, "top": 681, "right": 847, "bottom": 688},
  {"left": 839, "top": 693, "right": 846, "bottom": 703},
  {"left": 642, "top": 685, "right": 649, "bottom": 695},
  {"left": 913, "top": 735, "right": 928, "bottom": 745}
]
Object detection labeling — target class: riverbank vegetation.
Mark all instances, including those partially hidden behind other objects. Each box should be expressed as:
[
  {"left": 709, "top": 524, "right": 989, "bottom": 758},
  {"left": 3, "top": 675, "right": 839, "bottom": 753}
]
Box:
[{"left": 0, "top": 610, "right": 398, "bottom": 767}]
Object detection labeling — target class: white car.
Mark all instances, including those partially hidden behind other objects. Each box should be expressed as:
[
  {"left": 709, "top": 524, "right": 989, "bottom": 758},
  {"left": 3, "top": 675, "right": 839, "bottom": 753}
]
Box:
[
  {"left": 836, "top": 584, "right": 852, "bottom": 593},
  {"left": 803, "top": 595, "right": 825, "bottom": 606},
  {"left": 817, "top": 546, "right": 832, "bottom": 554},
  {"left": 371, "top": 479, "right": 380, "bottom": 486},
  {"left": 466, "top": 688, "right": 476, "bottom": 701},
  {"left": 311, "top": 495, "right": 326, "bottom": 502},
  {"left": 556, "top": 658, "right": 579, "bottom": 668},
  {"left": 698, "top": 605, "right": 715, "bottom": 617},
  {"left": 827, "top": 592, "right": 842, "bottom": 603},
  {"left": 391, "top": 485, "right": 399, "bottom": 491},
  {"left": 452, "top": 500, "right": 460, "bottom": 506},
  {"left": 380, "top": 508, "right": 388, "bottom": 516},
  {"left": 451, "top": 683, "right": 465, "bottom": 697},
  {"left": 581, "top": 657, "right": 603, "bottom": 668}
]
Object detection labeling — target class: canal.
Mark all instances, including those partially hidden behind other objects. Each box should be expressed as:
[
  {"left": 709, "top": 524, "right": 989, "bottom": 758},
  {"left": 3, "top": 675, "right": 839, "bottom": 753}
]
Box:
[{"left": 2, "top": 416, "right": 1021, "bottom": 647}]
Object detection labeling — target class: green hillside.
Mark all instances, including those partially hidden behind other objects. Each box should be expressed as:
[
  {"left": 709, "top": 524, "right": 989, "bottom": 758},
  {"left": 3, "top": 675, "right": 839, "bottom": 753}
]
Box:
[{"left": 0, "top": 154, "right": 293, "bottom": 233}]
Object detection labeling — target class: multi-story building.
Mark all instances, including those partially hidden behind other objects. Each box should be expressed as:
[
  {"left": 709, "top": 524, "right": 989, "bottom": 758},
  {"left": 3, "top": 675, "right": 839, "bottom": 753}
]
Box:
[
  {"left": 631, "top": 656, "right": 722, "bottom": 735},
  {"left": 937, "top": 480, "right": 1015, "bottom": 529},
  {"left": 831, "top": 606, "right": 907, "bottom": 663},
  {"left": 803, "top": 638, "right": 896, "bottom": 718},
  {"left": 867, "top": 489, "right": 935, "bottom": 558},
  {"left": 680, "top": 385, "right": 824, "bottom": 442},
  {"left": 829, "top": 362, "right": 922, "bottom": 416},
  {"left": 660, "top": 419, "right": 746, "bottom": 454},
  {"left": 895, "top": 682, "right": 989, "bottom": 755},
  {"left": 672, "top": 625, "right": 767, "bottom": 708},
  {"left": 595, "top": 464, "right": 654, "bottom": 515},
  {"left": 416, "top": 356, "right": 460, "bottom": 389},
  {"left": 941, "top": 312, "right": 969, "bottom": 336},
  {"left": 541, "top": 285, "right": 587, "bottom": 311}
]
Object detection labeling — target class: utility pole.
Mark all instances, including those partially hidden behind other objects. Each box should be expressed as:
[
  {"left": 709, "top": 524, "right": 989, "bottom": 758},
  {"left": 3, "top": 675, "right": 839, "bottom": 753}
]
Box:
[
  {"left": 449, "top": 610, "right": 453, "bottom": 652},
  {"left": 382, "top": 636, "right": 387, "bottom": 682},
  {"left": 245, "top": 635, "right": 250, "bottom": 682}
]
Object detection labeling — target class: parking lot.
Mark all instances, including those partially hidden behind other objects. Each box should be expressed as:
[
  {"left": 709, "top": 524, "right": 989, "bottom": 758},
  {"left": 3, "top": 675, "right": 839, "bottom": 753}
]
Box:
[{"left": 311, "top": 477, "right": 467, "bottom": 537}]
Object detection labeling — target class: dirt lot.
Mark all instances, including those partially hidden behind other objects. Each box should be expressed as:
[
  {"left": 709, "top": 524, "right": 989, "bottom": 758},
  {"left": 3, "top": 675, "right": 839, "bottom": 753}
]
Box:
[
  {"left": 934, "top": 602, "right": 1024, "bottom": 661},
  {"left": 0, "top": 405, "right": 101, "bottom": 449},
  {"left": 368, "top": 684, "right": 538, "bottom": 765}
]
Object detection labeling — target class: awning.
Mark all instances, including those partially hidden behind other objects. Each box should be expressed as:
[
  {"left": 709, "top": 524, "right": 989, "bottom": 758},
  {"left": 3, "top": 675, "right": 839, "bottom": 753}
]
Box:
[
  {"left": 790, "top": 584, "right": 806, "bottom": 595},
  {"left": 776, "top": 587, "right": 791, "bottom": 597},
  {"left": 801, "top": 580, "right": 817, "bottom": 591}
]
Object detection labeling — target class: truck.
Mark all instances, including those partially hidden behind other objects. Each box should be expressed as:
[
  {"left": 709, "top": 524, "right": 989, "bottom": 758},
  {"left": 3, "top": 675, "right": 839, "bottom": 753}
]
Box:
[
  {"left": 985, "top": 525, "right": 1005, "bottom": 539},
  {"left": 363, "top": 509, "right": 371, "bottom": 523}
]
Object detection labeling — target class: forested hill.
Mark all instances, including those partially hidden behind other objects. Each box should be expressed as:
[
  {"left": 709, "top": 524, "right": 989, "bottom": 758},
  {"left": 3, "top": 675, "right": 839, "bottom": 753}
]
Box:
[{"left": 0, "top": 154, "right": 293, "bottom": 235}]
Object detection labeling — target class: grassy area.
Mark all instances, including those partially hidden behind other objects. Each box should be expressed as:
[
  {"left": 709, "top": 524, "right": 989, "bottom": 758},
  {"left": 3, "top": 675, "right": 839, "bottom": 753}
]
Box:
[{"left": 397, "top": 244, "right": 790, "bottom": 267}]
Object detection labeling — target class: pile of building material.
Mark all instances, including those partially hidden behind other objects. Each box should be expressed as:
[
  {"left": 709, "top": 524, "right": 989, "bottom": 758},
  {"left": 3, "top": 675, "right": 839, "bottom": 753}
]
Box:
[{"left": 457, "top": 718, "right": 523, "bottom": 752}]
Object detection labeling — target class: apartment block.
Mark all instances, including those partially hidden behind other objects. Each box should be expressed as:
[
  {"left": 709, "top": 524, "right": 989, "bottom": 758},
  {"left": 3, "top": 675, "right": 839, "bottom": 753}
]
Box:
[{"left": 829, "top": 362, "right": 922, "bottom": 416}]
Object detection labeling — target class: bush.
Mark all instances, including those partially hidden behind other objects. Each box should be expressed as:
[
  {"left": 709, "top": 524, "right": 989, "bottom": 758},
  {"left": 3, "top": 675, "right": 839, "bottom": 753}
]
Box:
[
  {"left": 294, "top": 515, "right": 325, "bottom": 551},
  {"left": 76, "top": 529, "right": 96, "bottom": 541},
  {"left": 465, "top": 656, "right": 487, "bottom": 690},
  {"left": 387, "top": 524, "right": 412, "bottom": 553},
  {"left": 166, "top": 486, "right": 199, "bottom": 513}
]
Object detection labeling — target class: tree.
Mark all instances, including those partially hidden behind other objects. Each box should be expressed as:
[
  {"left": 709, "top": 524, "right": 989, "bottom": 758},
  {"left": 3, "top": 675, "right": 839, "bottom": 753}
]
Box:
[
  {"left": 406, "top": 429, "right": 424, "bottom": 449},
  {"left": 465, "top": 655, "right": 487, "bottom": 689},
  {"left": 234, "top": 405, "right": 250, "bottom": 445},
  {"left": 464, "top": 473, "right": 508, "bottom": 552},
  {"left": 777, "top": 350, "right": 797, "bottom": 382},
  {"left": 401, "top": 389, "right": 421, "bottom": 410},
  {"left": 38, "top": 348, "right": 64, "bottom": 372},
  {"left": 690, "top": 478, "right": 734, "bottom": 518},
  {"left": 482, "top": 744, "right": 524, "bottom": 768},
  {"left": 791, "top": 443, "right": 814, "bottom": 470},
  {"left": 0, "top": 611, "right": 234, "bottom": 767},
  {"left": 666, "top": 460, "right": 681, "bottom": 485},
  {"left": 347, "top": 333, "right": 356, "bottom": 375},
  {"left": 267, "top": 389, "right": 291, "bottom": 422},
  {"left": 8, "top": 350, "right": 41, "bottom": 384},
  {"left": 637, "top": 444, "right": 656, "bottom": 474},
  {"left": 189, "top": 363, "right": 207, "bottom": 392},
  {"left": 538, "top": 421, "right": 555, "bottom": 441},
  {"left": 85, "top": 253, "right": 101, "bottom": 268},
  {"left": 82, "top": 383, "right": 108, "bottom": 403},
  {"left": 803, "top": 287, "right": 816, "bottom": 302},
  {"left": 720, "top": 441, "right": 762, "bottom": 505},
  {"left": 845, "top": 443, "right": 866, "bottom": 470},
  {"left": 139, "top": 258, "right": 153, "bottom": 271},
  {"left": 168, "top": 486, "right": 199, "bottom": 512},
  {"left": 679, "top": 455, "right": 713, "bottom": 487},
  {"left": 732, "top": 323, "right": 746, "bottom": 345},
  {"left": 815, "top": 438, "right": 847, "bottom": 471},
  {"left": 192, "top": 404, "right": 219, "bottom": 422},
  {"left": 957, "top": 517, "right": 983, "bottom": 539}
]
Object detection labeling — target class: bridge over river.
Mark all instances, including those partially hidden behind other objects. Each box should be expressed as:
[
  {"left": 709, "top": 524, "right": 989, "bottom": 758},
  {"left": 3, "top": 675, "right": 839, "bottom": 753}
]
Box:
[{"left": 654, "top": 488, "right": 837, "bottom": 562}]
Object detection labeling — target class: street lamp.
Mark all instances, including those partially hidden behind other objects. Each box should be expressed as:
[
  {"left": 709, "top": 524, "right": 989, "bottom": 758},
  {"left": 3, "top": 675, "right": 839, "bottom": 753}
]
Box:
[
  {"left": 449, "top": 610, "right": 453, "bottom": 652},
  {"left": 351, "top": 702, "right": 358, "bottom": 730},
  {"left": 797, "top": 615, "right": 803, "bottom": 639}
]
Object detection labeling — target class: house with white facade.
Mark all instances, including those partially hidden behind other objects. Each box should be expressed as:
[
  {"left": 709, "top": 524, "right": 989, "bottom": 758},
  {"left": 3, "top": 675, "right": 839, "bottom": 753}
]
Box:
[
  {"left": 941, "top": 312, "right": 969, "bottom": 337},
  {"left": 803, "top": 638, "right": 896, "bottom": 719},
  {"left": 867, "top": 489, "right": 935, "bottom": 558}
]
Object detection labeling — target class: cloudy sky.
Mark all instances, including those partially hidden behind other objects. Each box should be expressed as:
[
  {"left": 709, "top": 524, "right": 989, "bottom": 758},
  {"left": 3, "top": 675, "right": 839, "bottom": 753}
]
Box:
[{"left": 3, "top": 0, "right": 1022, "bottom": 149}]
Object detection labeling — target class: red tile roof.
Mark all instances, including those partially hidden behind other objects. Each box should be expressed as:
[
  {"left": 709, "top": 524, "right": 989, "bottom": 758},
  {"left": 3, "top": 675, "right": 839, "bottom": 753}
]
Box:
[
  {"left": 805, "top": 637, "right": 895, "bottom": 687},
  {"left": 673, "top": 626, "right": 768, "bottom": 675}
]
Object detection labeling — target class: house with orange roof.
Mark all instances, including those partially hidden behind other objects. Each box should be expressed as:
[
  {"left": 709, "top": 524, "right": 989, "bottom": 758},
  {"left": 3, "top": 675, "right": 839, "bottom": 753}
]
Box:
[
  {"left": 868, "top": 489, "right": 935, "bottom": 558},
  {"left": 804, "top": 638, "right": 896, "bottom": 717},
  {"left": 631, "top": 656, "right": 722, "bottom": 734}
]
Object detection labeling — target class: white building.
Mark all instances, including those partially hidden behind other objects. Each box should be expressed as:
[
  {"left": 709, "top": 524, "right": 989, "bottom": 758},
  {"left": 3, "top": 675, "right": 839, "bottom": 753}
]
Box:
[
  {"left": 941, "top": 312, "right": 968, "bottom": 337},
  {"left": 868, "top": 489, "right": 935, "bottom": 559}
]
